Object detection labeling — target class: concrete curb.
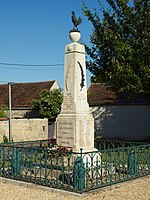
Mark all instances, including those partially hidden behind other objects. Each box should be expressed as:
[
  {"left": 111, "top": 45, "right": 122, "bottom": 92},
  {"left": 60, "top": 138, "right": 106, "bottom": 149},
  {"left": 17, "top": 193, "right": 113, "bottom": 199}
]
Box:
[
  {"left": 0, "top": 177, "right": 84, "bottom": 197},
  {"left": 0, "top": 175, "right": 149, "bottom": 197}
]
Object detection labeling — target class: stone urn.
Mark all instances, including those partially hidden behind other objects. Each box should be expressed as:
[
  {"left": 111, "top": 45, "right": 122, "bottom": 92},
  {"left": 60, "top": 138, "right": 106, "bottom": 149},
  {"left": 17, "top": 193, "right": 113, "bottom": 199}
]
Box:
[{"left": 69, "top": 31, "right": 81, "bottom": 43}]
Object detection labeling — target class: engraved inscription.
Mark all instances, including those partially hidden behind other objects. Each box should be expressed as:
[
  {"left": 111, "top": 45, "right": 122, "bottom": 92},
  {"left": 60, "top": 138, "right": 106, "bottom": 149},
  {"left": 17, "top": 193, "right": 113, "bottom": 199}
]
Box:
[
  {"left": 62, "top": 93, "right": 75, "bottom": 110},
  {"left": 57, "top": 121, "right": 74, "bottom": 147}
]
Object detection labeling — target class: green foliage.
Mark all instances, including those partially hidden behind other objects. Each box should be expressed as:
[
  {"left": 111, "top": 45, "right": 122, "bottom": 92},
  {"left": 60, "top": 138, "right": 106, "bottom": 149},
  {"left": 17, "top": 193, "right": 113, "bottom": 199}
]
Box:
[
  {"left": 3, "top": 134, "right": 8, "bottom": 143},
  {"left": 0, "top": 104, "right": 7, "bottom": 118},
  {"left": 31, "top": 89, "right": 63, "bottom": 120},
  {"left": 82, "top": 0, "right": 150, "bottom": 98}
]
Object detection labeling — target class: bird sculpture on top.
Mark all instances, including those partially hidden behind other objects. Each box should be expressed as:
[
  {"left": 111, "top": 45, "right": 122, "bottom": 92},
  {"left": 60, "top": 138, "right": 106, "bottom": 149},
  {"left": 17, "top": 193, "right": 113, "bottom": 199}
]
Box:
[{"left": 71, "top": 11, "right": 82, "bottom": 32}]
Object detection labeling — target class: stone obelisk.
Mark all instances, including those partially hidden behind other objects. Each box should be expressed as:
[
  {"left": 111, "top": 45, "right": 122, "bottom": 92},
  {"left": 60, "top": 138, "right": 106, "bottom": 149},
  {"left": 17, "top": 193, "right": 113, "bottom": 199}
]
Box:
[{"left": 55, "top": 15, "right": 95, "bottom": 152}]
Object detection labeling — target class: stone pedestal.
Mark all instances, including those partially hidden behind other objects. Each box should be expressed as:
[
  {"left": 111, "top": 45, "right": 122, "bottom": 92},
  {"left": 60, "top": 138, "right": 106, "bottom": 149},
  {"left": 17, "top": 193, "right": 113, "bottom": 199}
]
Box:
[{"left": 55, "top": 31, "right": 95, "bottom": 152}]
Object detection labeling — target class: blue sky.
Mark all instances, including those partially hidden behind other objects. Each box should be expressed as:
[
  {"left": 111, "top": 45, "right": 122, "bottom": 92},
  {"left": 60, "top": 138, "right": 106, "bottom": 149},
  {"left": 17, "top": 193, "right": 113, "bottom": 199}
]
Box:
[{"left": 0, "top": 0, "right": 106, "bottom": 89}]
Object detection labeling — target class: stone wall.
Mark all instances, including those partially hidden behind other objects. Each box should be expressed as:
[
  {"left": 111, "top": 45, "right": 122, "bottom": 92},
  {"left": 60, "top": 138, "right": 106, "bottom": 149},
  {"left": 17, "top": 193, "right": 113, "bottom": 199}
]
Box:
[
  {"left": 90, "top": 105, "right": 150, "bottom": 141},
  {"left": 0, "top": 118, "right": 48, "bottom": 142}
]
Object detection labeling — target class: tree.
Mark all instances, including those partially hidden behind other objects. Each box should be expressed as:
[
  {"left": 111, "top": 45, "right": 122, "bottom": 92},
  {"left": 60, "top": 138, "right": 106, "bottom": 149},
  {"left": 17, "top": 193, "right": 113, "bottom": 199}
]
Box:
[
  {"left": 82, "top": 0, "right": 150, "bottom": 98},
  {"left": 31, "top": 89, "right": 63, "bottom": 121},
  {"left": 0, "top": 104, "right": 7, "bottom": 118}
]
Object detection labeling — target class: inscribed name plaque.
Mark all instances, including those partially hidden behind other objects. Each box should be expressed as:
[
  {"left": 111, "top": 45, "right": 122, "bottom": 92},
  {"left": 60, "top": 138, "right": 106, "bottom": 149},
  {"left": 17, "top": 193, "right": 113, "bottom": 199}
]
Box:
[
  {"left": 57, "top": 120, "right": 74, "bottom": 147},
  {"left": 62, "top": 93, "right": 75, "bottom": 112}
]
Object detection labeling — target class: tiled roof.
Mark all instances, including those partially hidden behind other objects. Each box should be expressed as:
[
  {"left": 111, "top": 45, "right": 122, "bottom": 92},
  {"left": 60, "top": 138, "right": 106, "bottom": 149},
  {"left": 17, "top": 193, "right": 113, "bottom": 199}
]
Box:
[
  {"left": 87, "top": 83, "right": 149, "bottom": 106},
  {"left": 1, "top": 81, "right": 149, "bottom": 108},
  {"left": 0, "top": 80, "right": 56, "bottom": 108}
]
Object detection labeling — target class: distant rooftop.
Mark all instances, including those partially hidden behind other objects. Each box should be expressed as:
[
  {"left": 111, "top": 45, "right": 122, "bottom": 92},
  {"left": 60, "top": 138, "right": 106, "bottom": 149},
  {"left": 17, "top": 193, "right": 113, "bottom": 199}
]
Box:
[
  {"left": 0, "top": 82, "right": 149, "bottom": 109},
  {"left": 0, "top": 80, "right": 56, "bottom": 108},
  {"left": 87, "top": 83, "right": 149, "bottom": 106}
]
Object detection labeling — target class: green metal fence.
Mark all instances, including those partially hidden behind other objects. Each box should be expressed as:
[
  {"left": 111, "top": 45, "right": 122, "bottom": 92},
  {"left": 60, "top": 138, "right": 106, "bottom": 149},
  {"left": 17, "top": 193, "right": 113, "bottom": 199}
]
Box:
[{"left": 0, "top": 140, "right": 150, "bottom": 193}]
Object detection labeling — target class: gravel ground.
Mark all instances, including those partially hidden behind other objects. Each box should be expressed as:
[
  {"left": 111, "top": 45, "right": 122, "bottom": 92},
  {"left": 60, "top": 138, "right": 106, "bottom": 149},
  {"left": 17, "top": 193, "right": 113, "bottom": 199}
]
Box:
[{"left": 0, "top": 176, "right": 150, "bottom": 200}]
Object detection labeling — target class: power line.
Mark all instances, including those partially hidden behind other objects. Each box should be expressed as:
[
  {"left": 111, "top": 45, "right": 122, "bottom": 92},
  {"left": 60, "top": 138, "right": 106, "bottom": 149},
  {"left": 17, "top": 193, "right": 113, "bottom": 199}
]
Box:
[
  {"left": 0, "top": 66, "right": 63, "bottom": 71},
  {"left": 0, "top": 61, "right": 64, "bottom": 70},
  {"left": 0, "top": 62, "right": 63, "bottom": 67}
]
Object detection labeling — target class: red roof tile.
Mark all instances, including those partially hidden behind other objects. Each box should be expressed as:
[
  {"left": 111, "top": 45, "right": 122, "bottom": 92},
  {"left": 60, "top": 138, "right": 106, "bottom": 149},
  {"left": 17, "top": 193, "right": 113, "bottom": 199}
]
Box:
[
  {"left": 0, "top": 81, "right": 56, "bottom": 108},
  {"left": 87, "top": 83, "right": 149, "bottom": 106},
  {"left": 1, "top": 82, "right": 149, "bottom": 108}
]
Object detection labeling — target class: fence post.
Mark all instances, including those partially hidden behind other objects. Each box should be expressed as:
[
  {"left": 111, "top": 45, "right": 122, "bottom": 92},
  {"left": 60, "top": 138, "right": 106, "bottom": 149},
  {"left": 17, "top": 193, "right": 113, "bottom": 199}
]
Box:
[
  {"left": 12, "top": 147, "right": 21, "bottom": 176},
  {"left": 73, "top": 148, "right": 85, "bottom": 192},
  {"left": 128, "top": 149, "right": 137, "bottom": 176}
]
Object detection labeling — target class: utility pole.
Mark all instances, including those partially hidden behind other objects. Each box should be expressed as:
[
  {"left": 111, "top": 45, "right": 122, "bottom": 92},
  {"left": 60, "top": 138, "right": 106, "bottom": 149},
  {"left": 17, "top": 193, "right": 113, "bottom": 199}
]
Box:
[{"left": 8, "top": 82, "right": 14, "bottom": 142}]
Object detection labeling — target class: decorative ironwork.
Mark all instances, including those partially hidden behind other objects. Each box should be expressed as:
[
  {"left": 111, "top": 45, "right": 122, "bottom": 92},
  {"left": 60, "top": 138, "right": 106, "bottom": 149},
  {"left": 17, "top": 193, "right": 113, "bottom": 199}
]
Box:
[{"left": 0, "top": 139, "right": 149, "bottom": 194}]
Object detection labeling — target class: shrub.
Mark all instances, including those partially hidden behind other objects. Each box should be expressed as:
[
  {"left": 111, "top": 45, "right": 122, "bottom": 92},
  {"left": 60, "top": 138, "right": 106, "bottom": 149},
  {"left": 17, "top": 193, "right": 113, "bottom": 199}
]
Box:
[{"left": 3, "top": 134, "right": 8, "bottom": 143}]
